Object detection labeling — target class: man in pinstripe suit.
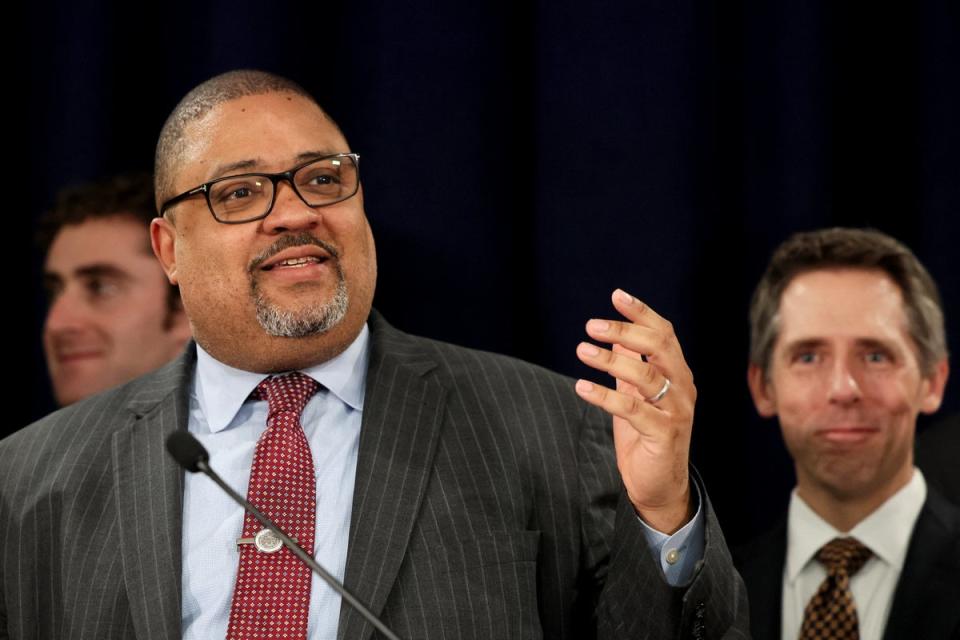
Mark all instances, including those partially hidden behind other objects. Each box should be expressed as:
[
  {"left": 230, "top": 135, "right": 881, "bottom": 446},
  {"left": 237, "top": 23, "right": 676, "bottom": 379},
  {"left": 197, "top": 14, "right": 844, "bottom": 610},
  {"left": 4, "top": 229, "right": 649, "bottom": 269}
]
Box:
[{"left": 0, "top": 70, "right": 748, "bottom": 639}]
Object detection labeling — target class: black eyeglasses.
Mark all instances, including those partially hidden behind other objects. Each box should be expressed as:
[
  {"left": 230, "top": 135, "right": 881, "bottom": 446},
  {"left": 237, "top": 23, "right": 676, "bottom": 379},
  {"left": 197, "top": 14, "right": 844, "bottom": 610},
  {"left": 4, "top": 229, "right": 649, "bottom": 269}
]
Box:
[{"left": 159, "top": 153, "right": 361, "bottom": 224}]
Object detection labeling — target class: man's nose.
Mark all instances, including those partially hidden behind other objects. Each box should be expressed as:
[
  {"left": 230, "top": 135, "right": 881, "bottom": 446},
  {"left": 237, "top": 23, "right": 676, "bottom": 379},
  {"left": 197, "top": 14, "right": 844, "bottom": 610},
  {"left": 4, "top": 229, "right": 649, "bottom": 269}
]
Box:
[
  {"left": 261, "top": 181, "right": 321, "bottom": 233},
  {"left": 827, "top": 357, "right": 862, "bottom": 404},
  {"left": 44, "top": 290, "right": 87, "bottom": 334}
]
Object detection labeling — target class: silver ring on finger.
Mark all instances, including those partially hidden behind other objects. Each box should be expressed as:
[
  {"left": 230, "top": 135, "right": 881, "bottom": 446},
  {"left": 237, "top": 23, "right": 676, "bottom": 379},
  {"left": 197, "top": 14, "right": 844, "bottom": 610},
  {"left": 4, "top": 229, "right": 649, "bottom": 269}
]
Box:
[{"left": 647, "top": 378, "right": 671, "bottom": 404}]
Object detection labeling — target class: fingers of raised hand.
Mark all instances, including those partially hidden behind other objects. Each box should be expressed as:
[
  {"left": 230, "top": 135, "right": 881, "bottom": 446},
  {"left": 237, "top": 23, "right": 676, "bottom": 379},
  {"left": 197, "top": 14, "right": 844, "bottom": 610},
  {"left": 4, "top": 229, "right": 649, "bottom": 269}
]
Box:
[
  {"left": 574, "top": 378, "right": 664, "bottom": 427},
  {"left": 576, "top": 342, "right": 668, "bottom": 403},
  {"left": 611, "top": 288, "right": 672, "bottom": 332}
]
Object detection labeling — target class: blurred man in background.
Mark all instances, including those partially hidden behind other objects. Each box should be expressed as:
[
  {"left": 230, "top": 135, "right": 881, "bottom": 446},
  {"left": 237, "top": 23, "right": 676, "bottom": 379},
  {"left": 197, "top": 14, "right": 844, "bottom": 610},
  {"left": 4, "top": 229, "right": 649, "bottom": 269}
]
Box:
[{"left": 38, "top": 173, "right": 191, "bottom": 405}]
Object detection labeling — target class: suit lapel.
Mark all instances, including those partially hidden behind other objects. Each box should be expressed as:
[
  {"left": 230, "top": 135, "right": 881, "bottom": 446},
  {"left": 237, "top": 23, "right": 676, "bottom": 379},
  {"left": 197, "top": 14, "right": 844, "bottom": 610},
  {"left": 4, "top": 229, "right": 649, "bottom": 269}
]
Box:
[
  {"left": 112, "top": 348, "right": 195, "bottom": 640},
  {"left": 338, "top": 314, "right": 447, "bottom": 640},
  {"left": 882, "top": 486, "right": 960, "bottom": 640},
  {"left": 736, "top": 519, "right": 785, "bottom": 639}
]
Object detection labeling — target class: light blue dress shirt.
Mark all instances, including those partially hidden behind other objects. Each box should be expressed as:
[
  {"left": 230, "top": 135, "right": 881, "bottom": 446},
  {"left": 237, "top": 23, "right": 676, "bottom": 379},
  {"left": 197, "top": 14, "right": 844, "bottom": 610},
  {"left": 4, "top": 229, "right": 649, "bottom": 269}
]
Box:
[
  {"left": 180, "top": 322, "right": 703, "bottom": 638},
  {"left": 639, "top": 480, "right": 704, "bottom": 585},
  {"left": 181, "top": 324, "right": 368, "bottom": 640}
]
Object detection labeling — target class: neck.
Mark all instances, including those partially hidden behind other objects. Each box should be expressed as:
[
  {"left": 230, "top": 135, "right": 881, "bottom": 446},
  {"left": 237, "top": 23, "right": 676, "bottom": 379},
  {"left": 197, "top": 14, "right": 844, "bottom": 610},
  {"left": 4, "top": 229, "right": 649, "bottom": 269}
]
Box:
[
  {"left": 796, "top": 466, "right": 914, "bottom": 532},
  {"left": 193, "top": 315, "right": 365, "bottom": 373}
]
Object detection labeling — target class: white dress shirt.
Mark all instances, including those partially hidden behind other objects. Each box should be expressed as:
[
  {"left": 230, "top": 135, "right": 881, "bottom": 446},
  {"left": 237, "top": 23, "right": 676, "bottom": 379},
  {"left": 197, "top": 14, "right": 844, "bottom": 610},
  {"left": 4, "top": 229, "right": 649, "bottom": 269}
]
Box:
[
  {"left": 181, "top": 325, "right": 369, "bottom": 640},
  {"left": 782, "top": 469, "right": 927, "bottom": 640}
]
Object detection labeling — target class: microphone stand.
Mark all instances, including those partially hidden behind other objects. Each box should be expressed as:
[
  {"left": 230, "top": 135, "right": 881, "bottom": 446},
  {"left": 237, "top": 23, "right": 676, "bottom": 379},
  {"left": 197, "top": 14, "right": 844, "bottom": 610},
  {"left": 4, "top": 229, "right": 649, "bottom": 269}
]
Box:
[{"left": 169, "top": 432, "right": 401, "bottom": 640}]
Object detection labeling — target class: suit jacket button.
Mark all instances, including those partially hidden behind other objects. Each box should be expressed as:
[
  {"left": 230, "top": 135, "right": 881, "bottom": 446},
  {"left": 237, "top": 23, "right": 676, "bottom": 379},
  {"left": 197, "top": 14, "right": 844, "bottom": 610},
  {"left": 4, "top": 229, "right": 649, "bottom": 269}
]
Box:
[{"left": 692, "top": 601, "right": 706, "bottom": 638}]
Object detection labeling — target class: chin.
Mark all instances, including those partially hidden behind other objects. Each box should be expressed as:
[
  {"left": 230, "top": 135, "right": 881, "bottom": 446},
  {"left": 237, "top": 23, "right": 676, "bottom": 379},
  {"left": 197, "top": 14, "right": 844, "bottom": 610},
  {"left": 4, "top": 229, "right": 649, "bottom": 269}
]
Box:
[
  {"left": 55, "top": 387, "right": 90, "bottom": 407},
  {"left": 816, "top": 464, "right": 884, "bottom": 496},
  {"left": 255, "top": 285, "right": 349, "bottom": 339}
]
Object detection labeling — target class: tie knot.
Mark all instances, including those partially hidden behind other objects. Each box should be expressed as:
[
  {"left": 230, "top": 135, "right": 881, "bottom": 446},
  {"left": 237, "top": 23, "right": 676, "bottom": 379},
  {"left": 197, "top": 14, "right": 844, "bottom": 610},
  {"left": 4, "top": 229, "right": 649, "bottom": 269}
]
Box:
[
  {"left": 253, "top": 372, "right": 320, "bottom": 418},
  {"left": 817, "top": 537, "right": 873, "bottom": 576}
]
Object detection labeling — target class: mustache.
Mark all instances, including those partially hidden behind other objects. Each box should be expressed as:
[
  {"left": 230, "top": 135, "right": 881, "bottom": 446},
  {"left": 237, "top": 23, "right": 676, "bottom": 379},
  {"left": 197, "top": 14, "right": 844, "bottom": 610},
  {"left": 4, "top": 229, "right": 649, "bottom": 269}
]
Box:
[{"left": 248, "top": 233, "right": 341, "bottom": 273}]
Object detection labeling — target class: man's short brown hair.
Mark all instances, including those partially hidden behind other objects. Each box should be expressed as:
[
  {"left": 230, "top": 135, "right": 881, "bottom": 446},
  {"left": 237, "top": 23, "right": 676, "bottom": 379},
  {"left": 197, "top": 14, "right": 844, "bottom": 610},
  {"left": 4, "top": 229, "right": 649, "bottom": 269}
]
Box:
[
  {"left": 37, "top": 172, "right": 181, "bottom": 318},
  {"left": 37, "top": 172, "right": 156, "bottom": 254},
  {"left": 749, "top": 227, "right": 947, "bottom": 375}
]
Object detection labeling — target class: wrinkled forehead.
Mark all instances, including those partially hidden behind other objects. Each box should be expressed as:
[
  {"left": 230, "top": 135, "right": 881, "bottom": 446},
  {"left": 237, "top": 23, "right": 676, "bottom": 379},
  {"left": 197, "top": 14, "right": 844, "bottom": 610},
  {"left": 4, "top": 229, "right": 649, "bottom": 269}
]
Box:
[{"left": 173, "top": 92, "right": 348, "bottom": 189}]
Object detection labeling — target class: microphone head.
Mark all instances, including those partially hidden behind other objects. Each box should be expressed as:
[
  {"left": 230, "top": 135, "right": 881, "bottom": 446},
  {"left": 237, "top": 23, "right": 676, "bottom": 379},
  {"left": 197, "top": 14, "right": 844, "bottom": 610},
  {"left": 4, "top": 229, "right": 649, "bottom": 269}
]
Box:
[{"left": 166, "top": 431, "right": 209, "bottom": 473}]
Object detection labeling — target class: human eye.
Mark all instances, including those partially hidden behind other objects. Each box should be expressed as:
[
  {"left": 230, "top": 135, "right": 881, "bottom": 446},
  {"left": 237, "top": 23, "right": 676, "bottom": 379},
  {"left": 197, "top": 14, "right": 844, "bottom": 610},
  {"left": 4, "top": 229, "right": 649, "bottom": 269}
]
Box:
[
  {"left": 309, "top": 171, "right": 338, "bottom": 185},
  {"left": 299, "top": 167, "right": 341, "bottom": 191},
  {"left": 864, "top": 349, "right": 893, "bottom": 365},
  {"left": 225, "top": 186, "right": 253, "bottom": 201},
  {"left": 211, "top": 177, "right": 268, "bottom": 209},
  {"left": 85, "top": 275, "right": 121, "bottom": 302},
  {"left": 792, "top": 351, "right": 819, "bottom": 365}
]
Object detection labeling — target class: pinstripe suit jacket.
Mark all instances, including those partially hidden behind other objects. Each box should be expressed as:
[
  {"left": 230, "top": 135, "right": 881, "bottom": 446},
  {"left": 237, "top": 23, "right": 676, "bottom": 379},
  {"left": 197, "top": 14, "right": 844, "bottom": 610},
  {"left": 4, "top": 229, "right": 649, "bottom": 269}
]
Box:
[{"left": 1, "top": 312, "right": 749, "bottom": 639}]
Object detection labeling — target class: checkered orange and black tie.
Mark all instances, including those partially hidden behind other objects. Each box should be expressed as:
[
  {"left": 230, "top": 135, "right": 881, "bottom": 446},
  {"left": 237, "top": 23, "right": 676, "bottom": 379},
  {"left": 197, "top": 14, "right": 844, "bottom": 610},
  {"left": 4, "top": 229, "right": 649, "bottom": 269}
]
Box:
[{"left": 798, "top": 536, "right": 873, "bottom": 640}]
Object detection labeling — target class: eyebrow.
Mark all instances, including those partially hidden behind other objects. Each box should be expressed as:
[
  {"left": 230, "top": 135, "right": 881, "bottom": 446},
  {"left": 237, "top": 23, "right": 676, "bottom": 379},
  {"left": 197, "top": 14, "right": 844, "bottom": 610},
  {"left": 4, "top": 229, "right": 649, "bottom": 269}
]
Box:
[
  {"left": 783, "top": 338, "right": 825, "bottom": 353},
  {"left": 43, "top": 263, "right": 134, "bottom": 284},
  {"left": 782, "top": 336, "right": 900, "bottom": 354},
  {"left": 208, "top": 150, "right": 345, "bottom": 181},
  {"left": 854, "top": 337, "right": 899, "bottom": 354}
]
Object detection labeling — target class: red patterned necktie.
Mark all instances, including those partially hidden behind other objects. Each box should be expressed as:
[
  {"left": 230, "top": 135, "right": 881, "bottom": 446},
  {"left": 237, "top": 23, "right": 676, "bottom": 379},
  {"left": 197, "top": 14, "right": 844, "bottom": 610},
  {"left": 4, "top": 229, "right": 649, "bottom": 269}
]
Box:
[
  {"left": 798, "top": 536, "right": 874, "bottom": 640},
  {"left": 227, "top": 372, "right": 320, "bottom": 640}
]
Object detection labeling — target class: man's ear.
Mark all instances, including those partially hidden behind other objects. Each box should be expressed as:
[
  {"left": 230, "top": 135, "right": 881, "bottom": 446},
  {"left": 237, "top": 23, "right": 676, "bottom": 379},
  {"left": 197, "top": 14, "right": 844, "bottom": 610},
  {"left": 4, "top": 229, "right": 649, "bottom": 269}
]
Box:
[
  {"left": 151, "top": 217, "right": 179, "bottom": 285},
  {"left": 748, "top": 363, "right": 778, "bottom": 417},
  {"left": 920, "top": 358, "right": 950, "bottom": 414}
]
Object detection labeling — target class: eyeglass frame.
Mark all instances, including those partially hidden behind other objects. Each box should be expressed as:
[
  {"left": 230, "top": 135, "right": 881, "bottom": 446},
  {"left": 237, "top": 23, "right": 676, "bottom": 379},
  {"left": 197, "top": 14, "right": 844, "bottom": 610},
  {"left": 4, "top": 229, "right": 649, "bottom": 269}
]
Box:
[{"left": 158, "top": 152, "right": 361, "bottom": 224}]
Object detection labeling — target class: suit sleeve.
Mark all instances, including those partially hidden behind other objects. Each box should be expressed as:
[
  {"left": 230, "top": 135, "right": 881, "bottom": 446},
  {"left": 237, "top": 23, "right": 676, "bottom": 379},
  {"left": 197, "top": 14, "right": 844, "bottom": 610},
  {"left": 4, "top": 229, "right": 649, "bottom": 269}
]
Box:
[
  {"left": 0, "top": 556, "right": 7, "bottom": 639},
  {"left": 576, "top": 403, "right": 752, "bottom": 639},
  {"left": 0, "top": 441, "right": 10, "bottom": 640},
  {"left": 0, "top": 566, "right": 7, "bottom": 640}
]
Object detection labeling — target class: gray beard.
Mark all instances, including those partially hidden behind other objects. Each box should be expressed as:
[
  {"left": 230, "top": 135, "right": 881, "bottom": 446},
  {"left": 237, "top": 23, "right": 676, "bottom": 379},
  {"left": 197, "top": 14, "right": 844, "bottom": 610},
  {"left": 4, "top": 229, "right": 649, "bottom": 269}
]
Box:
[{"left": 252, "top": 263, "right": 349, "bottom": 338}]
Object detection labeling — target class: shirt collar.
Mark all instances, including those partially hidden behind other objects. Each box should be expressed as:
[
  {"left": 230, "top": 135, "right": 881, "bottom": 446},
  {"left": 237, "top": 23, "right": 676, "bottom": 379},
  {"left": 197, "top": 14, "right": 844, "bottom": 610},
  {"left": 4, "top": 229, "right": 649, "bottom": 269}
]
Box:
[
  {"left": 850, "top": 469, "right": 926, "bottom": 569},
  {"left": 786, "top": 469, "right": 927, "bottom": 582},
  {"left": 193, "top": 323, "right": 370, "bottom": 433}
]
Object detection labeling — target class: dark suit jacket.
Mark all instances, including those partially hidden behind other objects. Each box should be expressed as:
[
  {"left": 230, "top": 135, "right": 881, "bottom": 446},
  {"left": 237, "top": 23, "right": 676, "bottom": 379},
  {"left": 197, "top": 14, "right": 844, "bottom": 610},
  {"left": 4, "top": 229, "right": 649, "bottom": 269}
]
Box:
[
  {"left": 734, "top": 485, "right": 960, "bottom": 640},
  {"left": 917, "top": 414, "right": 960, "bottom": 506},
  {"left": 1, "top": 312, "right": 749, "bottom": 639}
]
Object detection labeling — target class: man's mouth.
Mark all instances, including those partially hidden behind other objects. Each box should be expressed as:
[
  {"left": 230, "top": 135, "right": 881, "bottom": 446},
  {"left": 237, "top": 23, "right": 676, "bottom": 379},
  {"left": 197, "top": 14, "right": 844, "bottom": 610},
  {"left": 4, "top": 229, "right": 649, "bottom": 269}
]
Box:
[
  {"left": 816, "top": 426, "right": 879, "bottom": 444},
  {"left": 54, "top": 347, "right": 104, "bottom": 363},
  {"left": 261, "top": 255, "right": 326, "bottom": 271},
  {"left": 250, "top": 234, "right": 340, "bottom": 274}
]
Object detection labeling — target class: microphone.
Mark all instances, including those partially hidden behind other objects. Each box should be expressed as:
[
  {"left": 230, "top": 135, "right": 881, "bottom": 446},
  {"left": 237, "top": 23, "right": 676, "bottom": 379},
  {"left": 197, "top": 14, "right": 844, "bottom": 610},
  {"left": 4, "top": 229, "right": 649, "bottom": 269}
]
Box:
[
  {"left": 166, "top": 429, "right": 208, "bottom": 472},
  {"left": 166, "top": 431, "right": 401, "bottom": 640}
]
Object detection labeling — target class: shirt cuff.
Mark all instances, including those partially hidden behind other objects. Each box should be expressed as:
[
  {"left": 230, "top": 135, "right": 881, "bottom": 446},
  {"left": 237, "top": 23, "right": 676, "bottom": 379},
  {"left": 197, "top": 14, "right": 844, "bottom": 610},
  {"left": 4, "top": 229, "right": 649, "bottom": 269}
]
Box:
[{"left": 636, "top": 478, "right": 705, "bottom": 586}]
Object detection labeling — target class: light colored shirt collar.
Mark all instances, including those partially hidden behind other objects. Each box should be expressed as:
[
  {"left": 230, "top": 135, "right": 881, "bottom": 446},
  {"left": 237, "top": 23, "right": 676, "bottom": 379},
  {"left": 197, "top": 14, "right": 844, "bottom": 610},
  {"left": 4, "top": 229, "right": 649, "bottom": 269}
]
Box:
[
  {"left": 786, "top": 468, "right": 927, "bottom": 583},
  {"left": 193, "top": 323, "right": 370, "bottom": 433}
]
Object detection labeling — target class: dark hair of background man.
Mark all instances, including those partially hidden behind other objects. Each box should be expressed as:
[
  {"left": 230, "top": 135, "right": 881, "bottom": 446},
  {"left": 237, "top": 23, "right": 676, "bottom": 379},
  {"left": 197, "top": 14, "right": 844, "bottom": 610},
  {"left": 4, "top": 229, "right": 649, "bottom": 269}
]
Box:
[{"left": 36, "top": 172, "right": 182, "bottom": 320}]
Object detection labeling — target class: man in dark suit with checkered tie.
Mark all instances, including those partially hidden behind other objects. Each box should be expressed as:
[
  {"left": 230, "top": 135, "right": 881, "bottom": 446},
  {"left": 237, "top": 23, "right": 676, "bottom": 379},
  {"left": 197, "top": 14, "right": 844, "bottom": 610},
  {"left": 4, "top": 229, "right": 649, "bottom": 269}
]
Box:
[{"left": 735, "top": 228, "right": 960, "bottom": 640}]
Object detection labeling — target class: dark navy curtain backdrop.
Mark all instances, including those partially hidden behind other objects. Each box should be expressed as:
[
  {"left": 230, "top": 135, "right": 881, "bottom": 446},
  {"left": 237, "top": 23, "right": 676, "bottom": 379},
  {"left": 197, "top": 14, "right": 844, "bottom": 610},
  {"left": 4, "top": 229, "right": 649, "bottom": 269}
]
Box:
[{"left": 14, "top": 1, "right": 959, "bottom": 544}]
